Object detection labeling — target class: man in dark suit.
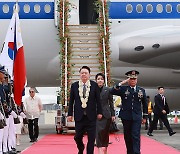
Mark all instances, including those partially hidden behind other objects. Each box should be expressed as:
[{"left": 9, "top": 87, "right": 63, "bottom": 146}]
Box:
[
  {"left": 67, "top": 66, "right": 102, "bottom": 154},
  {"left": 147, "top": 86, "right": 176, "bottom": 136},
  {"left": 111, "top": 70, "right": 148, "bottom": 154}
]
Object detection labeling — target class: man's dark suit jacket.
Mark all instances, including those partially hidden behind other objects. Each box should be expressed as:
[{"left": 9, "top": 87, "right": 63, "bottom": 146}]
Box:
[
  {"left": 154, "top": 94, "right": 170, "bottom": 115},
  {"left": 68, "top": 80, "right": 102, "bottom": 121}
]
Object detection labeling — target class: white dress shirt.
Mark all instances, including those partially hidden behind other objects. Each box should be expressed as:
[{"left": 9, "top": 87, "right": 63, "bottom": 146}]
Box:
[{"left": 24, "top": 96, "right": 43, "bottom": 119}]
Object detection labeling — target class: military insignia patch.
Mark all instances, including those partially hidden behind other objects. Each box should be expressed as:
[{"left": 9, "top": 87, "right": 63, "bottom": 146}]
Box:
[
  {"left": 125, "top": 89, "right": 130, "bottom": 95},
  {"left": 138, "top": 90, "right": 143, "bottom": 98}
]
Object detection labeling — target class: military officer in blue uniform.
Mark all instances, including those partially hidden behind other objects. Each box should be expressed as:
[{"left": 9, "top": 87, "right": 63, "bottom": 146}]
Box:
[{"left": 111, "top": 70, "right": 148, "bottom": 154}]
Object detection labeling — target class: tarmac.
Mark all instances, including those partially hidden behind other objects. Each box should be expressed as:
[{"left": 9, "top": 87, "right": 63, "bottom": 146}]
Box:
[{"left": 17, "top": 124, "right": 180, "bottom": 153}]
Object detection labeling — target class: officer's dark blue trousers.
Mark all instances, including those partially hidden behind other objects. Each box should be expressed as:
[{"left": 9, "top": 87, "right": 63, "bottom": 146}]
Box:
[{"left": 122, "top": 119, "right": 141, "bottom": 154}]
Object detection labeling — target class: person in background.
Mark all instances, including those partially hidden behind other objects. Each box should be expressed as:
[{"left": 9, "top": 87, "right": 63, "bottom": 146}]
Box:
[
  {"left": 114, "top": 96, "right": 121, "bottom": 108},
  {"left": 111, "top": 70, "right": 148, "bottom": 154},
  {"left": 145, "top": 96, "right": 153, "bottom": 130},
  {"left": 24, "top": 87, "right": 43, "bottom": 142},
  {"left": 67, "top": 66, "right": 102, "bottom": 154},
  {"left": 15, "top": 105, "right": 26, "bottom": 146},
  {"left": 95, "top": 73, "right": 115, "bottom": 154},
  {"left": 147, "top": 86, "right": 176, "bottom": 136}
]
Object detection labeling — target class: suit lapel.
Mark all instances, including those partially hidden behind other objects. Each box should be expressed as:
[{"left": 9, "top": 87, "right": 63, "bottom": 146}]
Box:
[{"left": 100, "top": 86, "right": 107, "bottom": 98}]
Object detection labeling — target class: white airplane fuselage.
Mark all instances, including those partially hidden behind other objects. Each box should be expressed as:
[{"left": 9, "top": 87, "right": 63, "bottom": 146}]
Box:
[{"left": 0, "top": 0, "right": 180, "bottom": 110}]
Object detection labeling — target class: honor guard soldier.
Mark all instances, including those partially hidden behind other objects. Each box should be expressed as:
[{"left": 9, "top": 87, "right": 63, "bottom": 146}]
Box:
[
  {"left": 111, "top": 70, "right": 148, "bottom": 154},
  {"left": 3, "top": 73, "right": 18, "bottom": 154},
  {"left": 0, "top": 65, "right": 7, "bottom": 154}
]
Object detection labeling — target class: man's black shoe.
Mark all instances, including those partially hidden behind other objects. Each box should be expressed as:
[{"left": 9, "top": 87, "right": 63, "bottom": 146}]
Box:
[
  {"left": 169, "top": 132, "right": 176, "bottom": 136},
  {"left": 30, "top": 139, "right": 34, "bottom": 142},
  {"left": 147, "top": 132, "right": 153, "bottom": 136},
  {"left": 159, "top": 127, "right": 163, "bottom": 130},
  {"left": 34, "top": 138, "right": 38, "bottom": 142}
]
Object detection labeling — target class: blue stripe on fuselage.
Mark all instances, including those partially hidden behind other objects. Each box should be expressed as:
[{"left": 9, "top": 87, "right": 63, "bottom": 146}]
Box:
[
  {"left": 1, "top": 2, "right": 180, "bottom": 19},
  {"left": 0, "top": 2, "right": 54, "bottom": 19},
  {"left": 109, "top": 2, "right": 180, "bottom": 19}
]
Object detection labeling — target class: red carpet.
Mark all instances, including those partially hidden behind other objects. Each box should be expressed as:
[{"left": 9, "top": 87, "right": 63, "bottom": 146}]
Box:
[{"left": 22, "top": 134, "right": 180, "bottom": 154}]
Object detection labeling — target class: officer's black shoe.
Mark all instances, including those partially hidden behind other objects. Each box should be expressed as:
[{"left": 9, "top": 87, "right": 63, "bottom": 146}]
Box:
[
  {"left": 147, "top": 132, "right": 153, "bottom": 136},
  {"left": 169, "top": 132, "right": 176, "bottom": 136}
]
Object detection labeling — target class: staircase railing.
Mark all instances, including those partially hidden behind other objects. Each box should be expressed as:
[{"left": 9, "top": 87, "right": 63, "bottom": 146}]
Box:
[
  {"left": 96, "top": 0, "right": 112, "bottom": 86},
  {"left": 58, "top": 0, "right": 71, "bottom": 107}
]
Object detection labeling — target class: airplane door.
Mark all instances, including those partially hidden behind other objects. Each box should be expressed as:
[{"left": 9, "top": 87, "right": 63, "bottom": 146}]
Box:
[
  {"left": 68, "top": 0, "right": 79, "bottom": 25},
  {"left": 79, "top": 0, "right": 98, "bottom": 24}
]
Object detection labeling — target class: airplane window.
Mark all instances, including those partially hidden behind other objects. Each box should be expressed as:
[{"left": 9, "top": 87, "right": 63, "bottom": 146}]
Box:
[
  {"left": 177, "top": 4, "right": 180, "bottom": 13},
  {"left": 2, "top": 4, "right": 9, "bottom": 13},
  {"left": 146, "top": 4, "right": 153, "bottom": 13},
  {"left": 152, "top": 44, "right": 160, "bottom": 49},
  {"left": 44, "top": 4, "right": 51, "bottom": 13},
  {"left": 156, "top": 4, "right": 163, "bottom": 13},
  {"left": 134, "top": 46, "right": 144, "bottom": 51},
  {"left": 166, "top": 4, "right": 172, "bottom": 13},
  {"left": 24, "top": 4, "right": 30, "bottom": 13},
  {"left": 34, "top": 4, "right": 41, "bottom": 13},
  {"left": 126, "top": 4, "right": 133, "bottom": 13},
  {"left": 136, "top": 4, "right": 143, "bottom": 13}
]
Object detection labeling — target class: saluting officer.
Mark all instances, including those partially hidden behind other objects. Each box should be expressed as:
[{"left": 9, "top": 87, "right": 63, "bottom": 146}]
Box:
[{"left": 111, "top": 70, "right": 148, "bottom": 154}]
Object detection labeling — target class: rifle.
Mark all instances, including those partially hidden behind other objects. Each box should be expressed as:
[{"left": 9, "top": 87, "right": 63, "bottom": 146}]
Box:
[
  {"left": 0, "top": 97, "right": 7, "bottom": 128},
  {"left": 5, "top": 74, "right": 20, "bottom": 124}
]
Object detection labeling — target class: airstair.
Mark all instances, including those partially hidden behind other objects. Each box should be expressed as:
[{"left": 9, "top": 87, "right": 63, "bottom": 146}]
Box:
[
  {"left": 55, "top": 0, "right": 111, "bottom": 134},
  {"left": 69, "top": 25, "right": 101, "bottom": 82}
]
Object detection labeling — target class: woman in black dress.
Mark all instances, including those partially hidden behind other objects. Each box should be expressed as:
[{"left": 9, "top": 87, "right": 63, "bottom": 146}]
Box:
[{"left": 95, "top": 73, "right": 115, "bottom": 154}]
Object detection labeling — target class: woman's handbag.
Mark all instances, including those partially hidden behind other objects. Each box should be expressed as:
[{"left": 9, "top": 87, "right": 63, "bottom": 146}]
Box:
[
  {"left": 109, "top": 121, "right": 119, "bottom": 133},
  {"left": 21, "top": 124, "right": 28, "bottom": 134},
  {"left": 14, "top": 117, "right": 20, "bottom": 124}
]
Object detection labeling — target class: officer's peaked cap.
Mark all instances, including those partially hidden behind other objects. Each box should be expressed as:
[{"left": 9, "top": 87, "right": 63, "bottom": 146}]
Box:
[{"left": 125, "top": 70, "right": 139, "bottom": 79}]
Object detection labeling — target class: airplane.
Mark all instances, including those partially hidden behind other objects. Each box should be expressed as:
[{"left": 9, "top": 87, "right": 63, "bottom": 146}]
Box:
[{"left": 0, "top": 0, "right": 180, "bottom": 110}]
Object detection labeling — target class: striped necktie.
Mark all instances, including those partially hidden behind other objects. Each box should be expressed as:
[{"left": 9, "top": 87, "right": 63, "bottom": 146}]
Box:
[{"left": 83, "top": 84, "right": 86, "bottom": 98}]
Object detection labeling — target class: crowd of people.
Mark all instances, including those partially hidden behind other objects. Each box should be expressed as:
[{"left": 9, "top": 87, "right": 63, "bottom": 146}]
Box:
[
  {"left": 0, "top": 64, "right": 177, "bottom": 154},
  {"left": 0, "top": 65, "right": 42, "bottom": 154},
  {"left": 67, "top": 65, "right": 176, "bottom": 154}
]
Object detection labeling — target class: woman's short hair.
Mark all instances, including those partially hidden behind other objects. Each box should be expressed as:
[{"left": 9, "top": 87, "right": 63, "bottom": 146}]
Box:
[{"left": 95, "top": 73, "right": 105, "bottom": 80}]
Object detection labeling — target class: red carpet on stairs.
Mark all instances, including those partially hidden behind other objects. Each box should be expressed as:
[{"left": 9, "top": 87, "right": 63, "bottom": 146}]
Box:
[{"left": 21, "top": 134, "right": 180, "bottom": 154}]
